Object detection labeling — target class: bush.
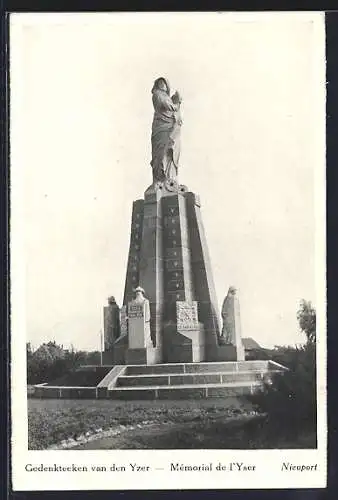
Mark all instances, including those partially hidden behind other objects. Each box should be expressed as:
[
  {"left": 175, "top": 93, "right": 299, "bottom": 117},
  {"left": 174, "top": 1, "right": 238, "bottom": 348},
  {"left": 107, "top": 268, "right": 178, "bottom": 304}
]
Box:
[
  {"left": 250, "top": 300, "right": 317, "bottom": 442},
  {"left": 251, "top": 344, "right": 316, "bottom": 437}
]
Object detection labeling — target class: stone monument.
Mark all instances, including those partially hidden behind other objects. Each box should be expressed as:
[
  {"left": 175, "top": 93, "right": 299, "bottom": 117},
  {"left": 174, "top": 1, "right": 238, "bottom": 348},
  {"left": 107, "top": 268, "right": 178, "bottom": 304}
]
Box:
[
  {"left": 104, "top": 77, "right": 244, "bottom": 365},
  {"left": 33, "top": 77, "right": 284, "bottom": 401}
]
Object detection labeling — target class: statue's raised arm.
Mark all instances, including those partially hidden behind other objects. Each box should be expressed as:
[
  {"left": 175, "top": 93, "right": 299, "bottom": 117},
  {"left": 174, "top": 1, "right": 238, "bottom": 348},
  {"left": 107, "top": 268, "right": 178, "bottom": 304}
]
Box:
[{"left": 150, "top": 77, "right": 182, "bottom": 184}]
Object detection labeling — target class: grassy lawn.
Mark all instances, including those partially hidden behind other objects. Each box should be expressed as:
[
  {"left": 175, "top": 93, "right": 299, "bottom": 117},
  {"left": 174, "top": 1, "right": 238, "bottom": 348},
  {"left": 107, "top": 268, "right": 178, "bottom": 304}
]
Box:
[
  {"left": 28, "top": 397, "right": 252, "bottom": 449},
  {"left": 28, "top": 397, "right": 316, "bottom": 450}
]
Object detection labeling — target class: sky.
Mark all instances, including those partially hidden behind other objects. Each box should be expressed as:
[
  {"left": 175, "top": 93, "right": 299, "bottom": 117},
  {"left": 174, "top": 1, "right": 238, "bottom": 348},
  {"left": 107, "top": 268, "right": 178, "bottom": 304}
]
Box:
[{"left": 10, "top": 13, "right": 325, "bottom": 351}]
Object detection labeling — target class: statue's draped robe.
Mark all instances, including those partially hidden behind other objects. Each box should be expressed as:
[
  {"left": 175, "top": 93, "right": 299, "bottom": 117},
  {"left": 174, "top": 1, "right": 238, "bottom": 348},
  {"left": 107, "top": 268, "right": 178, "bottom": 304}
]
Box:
[
  {"left": 221, "top": 293, "right": 236, "bottom": 344},
  {"left": 151, "top": 89, "right": 181, "bottom": 182}
]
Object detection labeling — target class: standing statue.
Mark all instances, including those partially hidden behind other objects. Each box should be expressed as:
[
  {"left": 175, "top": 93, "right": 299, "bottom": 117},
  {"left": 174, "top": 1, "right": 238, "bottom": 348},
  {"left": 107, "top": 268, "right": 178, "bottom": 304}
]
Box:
[
  {"left": 127, "top": 286, "right": 153, "bottom": 348},
  {"left": 103, "top": 296, "right": 120, "bottom": 349},
  {"left": 150, "top": 77, "right": 183, "bottom": 183},
  {"left": 221, "top": 286, "right": 240, "bottom": 345}
]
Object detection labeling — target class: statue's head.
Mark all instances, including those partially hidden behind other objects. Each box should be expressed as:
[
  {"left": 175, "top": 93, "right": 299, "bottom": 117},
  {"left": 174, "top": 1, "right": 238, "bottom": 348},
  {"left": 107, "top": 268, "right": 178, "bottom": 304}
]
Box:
[
  {"left": 134, "top": 286, "right": 145, "bottom": 298},
  {"left": 228, "top": 286, "right": 237, "bottom": 296},
  {"left": 108, "top": 296, "right": 116, "bottom": 305},
  {"left": 172, "top": 90, "right": 182, "bottom": 104},
  {"left": 152, "top": 77, "right": 170, "bottom": 95}
]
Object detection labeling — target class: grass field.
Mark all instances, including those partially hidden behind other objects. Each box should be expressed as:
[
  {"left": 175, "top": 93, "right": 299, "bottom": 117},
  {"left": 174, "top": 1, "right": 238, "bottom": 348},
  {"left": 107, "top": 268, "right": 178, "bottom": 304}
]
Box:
[
  {"left": 28, "top": 397, "right": 251, "bottom": 449},
  {"left": 28, "top": 397, "right": 316, "bottom": 450}
]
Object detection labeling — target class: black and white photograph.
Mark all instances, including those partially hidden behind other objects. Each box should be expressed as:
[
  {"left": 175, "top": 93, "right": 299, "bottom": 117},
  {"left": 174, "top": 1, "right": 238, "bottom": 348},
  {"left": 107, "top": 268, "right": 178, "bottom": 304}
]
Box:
[{"left": 10, "top": 12, "right": 326, "bottom": 490}]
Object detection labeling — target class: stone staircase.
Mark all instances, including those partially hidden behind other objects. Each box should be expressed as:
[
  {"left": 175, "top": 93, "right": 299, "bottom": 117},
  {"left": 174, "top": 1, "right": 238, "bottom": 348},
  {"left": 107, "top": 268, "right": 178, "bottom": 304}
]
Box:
[
  {"left": 106, "top": 360, "right": 285, "bottom": 400},
  {"left": 32, "top": 360, "right": 286, "bottom": 400}
]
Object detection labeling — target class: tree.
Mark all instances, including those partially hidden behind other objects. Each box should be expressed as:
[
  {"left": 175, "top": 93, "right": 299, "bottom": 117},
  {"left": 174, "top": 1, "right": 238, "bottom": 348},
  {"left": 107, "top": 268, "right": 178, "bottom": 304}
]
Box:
[
  {"left": 27, "top": 341, "right": 103, "bottom": 384},
  {"left": 297, "top": 299, "right": 316, "bottom": 344}
]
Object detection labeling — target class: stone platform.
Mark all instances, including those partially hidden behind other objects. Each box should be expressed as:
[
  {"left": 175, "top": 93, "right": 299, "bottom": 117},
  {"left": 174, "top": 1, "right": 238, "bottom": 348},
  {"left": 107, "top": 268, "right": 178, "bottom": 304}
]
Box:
[{"left": 32, "top": 360, "right": 286, "bottom": 400}]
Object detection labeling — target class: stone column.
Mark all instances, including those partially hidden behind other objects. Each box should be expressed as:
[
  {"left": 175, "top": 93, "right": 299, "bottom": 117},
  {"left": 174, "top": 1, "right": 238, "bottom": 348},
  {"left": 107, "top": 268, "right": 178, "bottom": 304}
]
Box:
[
  {"left": 139, "top": 185, "right": 165, "bottom": 354},
  {"left": 123, "top": 200, "right": 145, "bottom": 305},
  {"left": 184, "top": 191, "right": 221, "bottom": 359}
]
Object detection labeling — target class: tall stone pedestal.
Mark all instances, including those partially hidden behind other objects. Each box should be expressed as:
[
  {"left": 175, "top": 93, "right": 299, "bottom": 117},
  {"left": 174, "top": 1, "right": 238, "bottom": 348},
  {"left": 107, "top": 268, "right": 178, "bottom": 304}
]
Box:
[{"left": 109, "top": 179, "right": 241, "bottom": 364}]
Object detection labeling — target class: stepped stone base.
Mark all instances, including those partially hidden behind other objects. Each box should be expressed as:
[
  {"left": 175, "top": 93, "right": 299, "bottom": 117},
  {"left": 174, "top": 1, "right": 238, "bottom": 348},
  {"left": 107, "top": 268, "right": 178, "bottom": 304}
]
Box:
[
  {"left": 125, "top": 347, "right": 162, "bottom": 365},
  {"left": 32, "top": 360, "right": 286, "bottom": 400},
  {"left": 109, "top": 384, "right": 260, "bottom": 401}
]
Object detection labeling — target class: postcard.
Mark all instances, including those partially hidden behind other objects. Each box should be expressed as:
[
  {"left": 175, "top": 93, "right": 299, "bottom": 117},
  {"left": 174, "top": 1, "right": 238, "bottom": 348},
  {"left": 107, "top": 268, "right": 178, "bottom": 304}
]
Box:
[{"left": 10, "top": 11, "right": 327, "bottom": 490}]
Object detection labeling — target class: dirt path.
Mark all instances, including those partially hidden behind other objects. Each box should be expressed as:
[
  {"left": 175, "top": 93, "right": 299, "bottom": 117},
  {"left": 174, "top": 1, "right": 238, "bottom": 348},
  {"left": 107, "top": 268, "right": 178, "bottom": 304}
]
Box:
[{"left": 72, "top": 422, "right": 178, "bottom": 449}]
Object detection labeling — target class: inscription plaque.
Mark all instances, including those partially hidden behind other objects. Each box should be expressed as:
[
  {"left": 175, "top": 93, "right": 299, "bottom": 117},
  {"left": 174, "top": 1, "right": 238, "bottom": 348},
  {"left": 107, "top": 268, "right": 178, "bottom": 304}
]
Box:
[
  {"left": 176, "top": 301, "right": 199, "bottom": 330},
  {"left": 128, "top": 304, "right": 144, "bottom": 319}
]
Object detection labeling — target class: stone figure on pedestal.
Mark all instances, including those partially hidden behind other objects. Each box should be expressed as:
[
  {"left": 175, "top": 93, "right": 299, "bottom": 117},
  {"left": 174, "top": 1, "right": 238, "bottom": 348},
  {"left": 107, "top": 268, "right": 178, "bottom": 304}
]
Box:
[
  {"left": 219, "top": 286, "right": 245, "bottom": 360},
  {"left": 118, "top": 78, "right": 241, "bottom": 365},
  {"left": 221, "top": 286, "right": 240, "bottom": 344},
  {"left": 103, "top": 296, "right": 120, "bottom": 350},
  {"left": 151, "top": 77, "right": 183, "bottom": 184},
  {"left": 127, "top": 286, "right": 152, "bottom": 349}
]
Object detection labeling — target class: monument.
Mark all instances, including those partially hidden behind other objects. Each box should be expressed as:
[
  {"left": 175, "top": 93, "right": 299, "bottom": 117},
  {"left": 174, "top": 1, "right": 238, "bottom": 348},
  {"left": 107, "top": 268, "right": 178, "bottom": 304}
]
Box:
[
  {"left": 103, "top": 77, "right": 245, "bottom": 365},
  {"left": 33, "top": 77, "right": 286, "bottom": 401}
]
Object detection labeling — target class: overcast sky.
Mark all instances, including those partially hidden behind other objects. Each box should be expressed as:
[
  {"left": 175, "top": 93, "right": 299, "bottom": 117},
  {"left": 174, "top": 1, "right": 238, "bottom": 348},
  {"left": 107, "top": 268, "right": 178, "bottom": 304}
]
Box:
[{"left": 11, "top": 13, "right": 325, "bottom": 351}]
